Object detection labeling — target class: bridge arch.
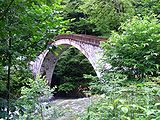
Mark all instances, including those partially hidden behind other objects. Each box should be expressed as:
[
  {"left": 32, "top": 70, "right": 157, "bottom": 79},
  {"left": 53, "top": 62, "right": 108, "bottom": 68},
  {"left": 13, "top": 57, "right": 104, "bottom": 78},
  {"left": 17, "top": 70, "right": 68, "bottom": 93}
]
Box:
[{"left": 30, "top": 34, "right": 107, "bottom": 85}]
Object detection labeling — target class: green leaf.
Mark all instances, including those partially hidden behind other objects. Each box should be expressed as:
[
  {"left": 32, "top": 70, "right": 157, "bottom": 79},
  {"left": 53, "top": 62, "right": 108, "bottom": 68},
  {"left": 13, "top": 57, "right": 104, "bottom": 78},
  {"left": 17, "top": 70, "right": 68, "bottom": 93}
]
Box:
[
  {"left": 146, "top": 110, "right": 155, "bottom": 116},
  {"left": 121, "top": 107, "right": 128, "bottom": 114},
  {"left": 108, "top": 106, "right": 114, "bottom": 110}
]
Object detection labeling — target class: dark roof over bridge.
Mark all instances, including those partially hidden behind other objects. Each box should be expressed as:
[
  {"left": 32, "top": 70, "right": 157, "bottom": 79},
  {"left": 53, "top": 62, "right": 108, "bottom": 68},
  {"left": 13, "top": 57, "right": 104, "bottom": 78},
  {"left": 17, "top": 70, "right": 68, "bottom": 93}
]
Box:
[{"left": 54, "top": 34, "right": 106, "bottom": 46}]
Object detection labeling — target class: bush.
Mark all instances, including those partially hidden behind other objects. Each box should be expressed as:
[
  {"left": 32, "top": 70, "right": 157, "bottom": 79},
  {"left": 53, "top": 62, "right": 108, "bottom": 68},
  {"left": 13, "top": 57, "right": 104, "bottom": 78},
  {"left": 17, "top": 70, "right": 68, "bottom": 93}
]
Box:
[
  {"left": 88, "top": 72, "right": 127, "bottom": 95},
  {"left": 79, "top": 76, "right": 160, "bottom": 120},
  {"left": 12, "top": 76, "right": 57, "bottom": 120},
  {"left": 102, "top": 16, "right": 160, "bottom": 79}
]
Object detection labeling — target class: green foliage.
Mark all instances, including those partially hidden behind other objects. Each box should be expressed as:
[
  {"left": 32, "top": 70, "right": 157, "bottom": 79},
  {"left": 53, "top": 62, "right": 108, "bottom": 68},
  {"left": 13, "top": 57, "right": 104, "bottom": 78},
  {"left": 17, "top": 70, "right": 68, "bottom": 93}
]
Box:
[
  {"left": 62, "top": 0, "right": 100, "bottom": 35},
  {"left": 80, "top": 0, "right": 134, "bottom": 37},
  {"left": 1, "top": 0, "right": 160, "bottom": 119},
  {"left": 0, "top": 0, "right": 68, "bottom": 98},
  {"left": 62, "top": 0, "right": 160, "bottom": 37},
  {"left": 79, "top": 76, "right": 160, "bottom": 120},
  {"left": 1, "top": 76, "right": 66, "bottom": 120},
  {"left": 53, "top": 47, "right": 96, "bottom": 96},
  {"left": 0, "top": 76, "right": 57, "bottom": 119},
  {"left": 89, "top": 72, "right": 127, "bottom": 95},
  {"left": 133, "top": 0, "right": 160, "bottom": 17},
  {"left": 0, "top": 98, "right": 7, "bottom": 119},
  {"left": 58, "top": 82, "right": 76, "bottom": 93},
  {"left": 15, "top": 76, "right": 56, "bottom": 120},
  {"left": 102, "top": 16, "right": 160, "bottom": 79}
]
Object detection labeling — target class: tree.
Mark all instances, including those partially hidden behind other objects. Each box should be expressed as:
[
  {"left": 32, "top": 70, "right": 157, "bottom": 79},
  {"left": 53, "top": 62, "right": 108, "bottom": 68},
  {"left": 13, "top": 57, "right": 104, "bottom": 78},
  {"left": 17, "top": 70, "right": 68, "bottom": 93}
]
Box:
[
  {"left": 102, "top": 16, "right": 160, "bottom": 79},
  {"left": 133, "top": 0, "right": 160, "bottom": 17},
  {"left": 0, "top": 0, "right": 67, "bottom": 118},
  {"left": 0, "top": 0, "right": 67, "bottom": 97},
  {"left": 80, "top": 0, "right": 134, "bottom": 37},
  {"left": 62, "top": 0, "right": 100, "bottom": 35}
]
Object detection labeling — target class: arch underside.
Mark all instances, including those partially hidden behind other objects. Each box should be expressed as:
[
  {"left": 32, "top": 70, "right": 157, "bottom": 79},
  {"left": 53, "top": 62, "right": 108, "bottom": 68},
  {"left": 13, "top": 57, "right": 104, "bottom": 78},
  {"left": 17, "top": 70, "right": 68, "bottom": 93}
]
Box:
[{"left": 31, "top": 38, "right": 104, "bottom": 85}]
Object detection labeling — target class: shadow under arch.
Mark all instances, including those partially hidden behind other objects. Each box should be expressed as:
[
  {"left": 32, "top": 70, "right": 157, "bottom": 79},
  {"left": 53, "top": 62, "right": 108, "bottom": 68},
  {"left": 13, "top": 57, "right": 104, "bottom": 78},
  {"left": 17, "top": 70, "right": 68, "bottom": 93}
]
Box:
[{"left": 51, "top": 46, "right": 97, "bottom": 98}]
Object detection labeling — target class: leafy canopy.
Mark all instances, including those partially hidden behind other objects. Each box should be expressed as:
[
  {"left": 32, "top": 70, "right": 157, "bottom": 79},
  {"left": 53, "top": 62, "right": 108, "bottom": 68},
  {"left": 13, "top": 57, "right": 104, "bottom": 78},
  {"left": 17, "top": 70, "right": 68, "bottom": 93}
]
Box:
[
  {"left": 102, "top": 16, "right": 160, "bottom": 78},
  {"left": 0, "top": 0, "right": 68, "bottom": 98},
  {"left": 80, "top": 0, "right": 134, "bottom": 37}
]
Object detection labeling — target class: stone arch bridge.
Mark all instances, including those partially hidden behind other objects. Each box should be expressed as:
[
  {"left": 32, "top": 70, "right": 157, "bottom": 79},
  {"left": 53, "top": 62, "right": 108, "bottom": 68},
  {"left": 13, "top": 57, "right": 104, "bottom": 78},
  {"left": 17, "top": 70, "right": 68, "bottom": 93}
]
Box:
[{"left": 30, "top": 34, "right": 109, "bottom": 85}]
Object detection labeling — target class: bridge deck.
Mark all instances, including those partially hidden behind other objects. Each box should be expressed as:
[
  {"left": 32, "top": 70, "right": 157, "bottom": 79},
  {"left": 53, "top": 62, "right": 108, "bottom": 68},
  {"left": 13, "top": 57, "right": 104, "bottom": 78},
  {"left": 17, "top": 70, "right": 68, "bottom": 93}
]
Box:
[{"left": 54, "top": 34, "right": 106, "bottom": 46}]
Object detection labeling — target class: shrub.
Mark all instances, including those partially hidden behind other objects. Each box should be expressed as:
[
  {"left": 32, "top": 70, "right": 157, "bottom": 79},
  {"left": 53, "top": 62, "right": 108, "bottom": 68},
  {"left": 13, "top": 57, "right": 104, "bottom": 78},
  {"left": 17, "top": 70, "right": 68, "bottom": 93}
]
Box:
[
  {"left": 79, "top": 76, "right": 160, "bottom": 120},
  {"left": 102, "top": 16, "right": 160, "bottom": 79},
  {"left": 88, "top": 72, "right": 127, "bottom": 95},
  {"left": 13, "top": 76, "right": 57, "bottom": 120}
]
